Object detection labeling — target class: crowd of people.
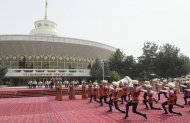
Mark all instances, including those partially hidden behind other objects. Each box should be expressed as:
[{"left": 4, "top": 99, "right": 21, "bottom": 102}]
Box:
[
  {"left": 27, "top": 80, "right": 81, "bottom": 89},
  {"left": 27, "top": 77, "right": 190, "bottom": 120},
  {"left": 84, "top": 79, "right": 190, "bottom": 120}
]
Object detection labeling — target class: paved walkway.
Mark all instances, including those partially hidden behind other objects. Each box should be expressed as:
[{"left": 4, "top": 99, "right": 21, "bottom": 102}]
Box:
[{"left": 0, "top": 94, "right": 189, "bottom": 123}]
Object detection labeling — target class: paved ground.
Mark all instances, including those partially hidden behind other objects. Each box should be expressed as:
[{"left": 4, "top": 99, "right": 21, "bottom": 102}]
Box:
[{"left": 0, "top": 93, "right": 189, "bottom": 123}]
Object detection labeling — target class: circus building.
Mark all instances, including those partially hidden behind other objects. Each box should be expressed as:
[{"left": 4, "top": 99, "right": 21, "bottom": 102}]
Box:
[{"left": 0, "top": 1, "right": 116, "bottom": 86}]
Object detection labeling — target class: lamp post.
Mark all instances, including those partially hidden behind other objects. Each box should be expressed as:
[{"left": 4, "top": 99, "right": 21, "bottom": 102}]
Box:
[{"left": 101, "top": 60, "right": 104, "bottom": 81}]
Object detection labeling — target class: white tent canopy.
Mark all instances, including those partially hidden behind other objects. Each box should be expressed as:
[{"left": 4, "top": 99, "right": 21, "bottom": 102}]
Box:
[{"left": 117, "top": 76, "right": 132, "bottom": 84}]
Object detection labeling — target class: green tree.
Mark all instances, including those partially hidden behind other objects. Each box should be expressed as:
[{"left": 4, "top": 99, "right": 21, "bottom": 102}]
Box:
[
  {"left": 123, "top": 55, "right": 138, "bottom": 79},
  {"left": 138, "top": 42, "right": 158, "bottom": 80},
  {"left": 110, "top": 71, "right": 121, "bottom": 81},
  {"left": 177, "top": 54, "right": 190, "bottom": 76},
  {"left": 155, "top": 43, "right": 190, "bottom": 78},
  {"left": 109, "top": 49, "right": 125, "bottom": 76},
  {"left": 0, "top": 65, "right": 7, "bottom": 85}
]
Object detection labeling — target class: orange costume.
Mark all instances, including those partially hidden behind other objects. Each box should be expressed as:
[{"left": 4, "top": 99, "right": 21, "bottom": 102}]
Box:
[
  {"left": 142, "top": 87, "right": 161, "bottom": 110},
  {"left": 120, "top": 83, "right": 131, "bottom": 104},
  {"left": 158, "top": 82, "right": 168, "bottom": 101},
  {"left": 161, "top": 82, "right": 182, "bottom": 115},
  {"left": 107, "top": 84, "right": 125, "bottom": 113},
  {"left": 168, "top": 91, "right": 175, "bottom": 105},
  {"left": 112, "top": 90, "right": 119, "bottom": 101},
  {"left": 124, "top": 80, "right": 147, "bottom": 119},
  {"left": 173, "top": 89, "right": 184, "bottom": 108},
  {"left": 131, "top": 90, "right": 140, "bottom": 103},
  {"left": 89, "top": 83, "right": 100, "bottom": 103},
  {"left": 99, "top": 86, "right": 109, "bottom": 106}
]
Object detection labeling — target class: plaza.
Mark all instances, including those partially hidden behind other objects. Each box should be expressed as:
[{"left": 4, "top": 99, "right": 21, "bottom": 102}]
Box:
[{"left": 0, "top": 89, "right": 189, "bottom": 123}]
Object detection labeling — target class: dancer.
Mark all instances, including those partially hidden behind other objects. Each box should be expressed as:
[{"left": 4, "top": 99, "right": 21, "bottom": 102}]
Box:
[
  {"left": 99, "top": 80, "right": 109, "bottom": 106},
  {"left": 120, "top": 82, "right": 130, "bottom": 104},
  {"left": 173, "top": 88, "right": 184, "bottom": 108},
  {"left": 82, "top": 83, "right": 88, "bottom": 99},
  {"left": 89, "top": 82, "right": 100, "bottom": 103},
  {"left": 180, "top": 81, "right": 190, "bottom": 105},
  {"left": 161, "top": 82, "right": 182, "bottom": 115},
  {"left": 107, "top": 82, "right": 125, "bottom": 113},
  {"left": 88, "top": 81, "right": 92, "bottom": 98},
  {"left": 123, "top": 80, "right": 147, "bottom": 119},
  {"left": 142, "top": 84, "right": 161, "bottom": 110},
  {"left": 142, "top": 81, "right": 150, "bottom": 103},
  {"left": 157, "top": 80, "right": 169, "bottom": 101}
]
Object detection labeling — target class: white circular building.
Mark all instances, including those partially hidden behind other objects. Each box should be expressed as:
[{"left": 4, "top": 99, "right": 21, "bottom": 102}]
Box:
[{"left": 0, "top": 1, "right": 116, "bottom": 86}]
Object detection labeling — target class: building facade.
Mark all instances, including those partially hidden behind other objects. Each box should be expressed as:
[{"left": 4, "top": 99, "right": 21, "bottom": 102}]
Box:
[{"left": 0, "top": 1, "right": 116, "bottom": 86}]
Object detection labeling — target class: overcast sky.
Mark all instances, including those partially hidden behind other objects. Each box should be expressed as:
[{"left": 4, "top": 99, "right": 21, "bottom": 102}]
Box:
[{"left": 0, "top": 0, "right": 190, "bottom": 58}]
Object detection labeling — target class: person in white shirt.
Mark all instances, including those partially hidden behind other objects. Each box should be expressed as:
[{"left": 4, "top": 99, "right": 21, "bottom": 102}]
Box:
[{"left": 38, "top": 81, "right": 43, "bottom": 88}]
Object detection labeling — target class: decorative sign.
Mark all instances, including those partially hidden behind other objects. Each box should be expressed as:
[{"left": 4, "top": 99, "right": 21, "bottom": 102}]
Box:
[{"left": 23, "top": 73, "right": 74, "bottom": 77}]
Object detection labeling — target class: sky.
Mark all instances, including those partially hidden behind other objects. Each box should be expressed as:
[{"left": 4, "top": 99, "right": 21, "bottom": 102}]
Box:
[{"left": 0, "top": 0, "right": 190, "bottom": 58}]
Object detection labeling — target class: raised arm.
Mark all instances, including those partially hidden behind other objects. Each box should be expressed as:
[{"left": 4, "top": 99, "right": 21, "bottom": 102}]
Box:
[
  {"left": 159, "top": 89, "right": 169, "bottom": 93},
  {"left": 140, "top": 88, "right": 147, "bottom": 93},
  {"left": 180, "top": 84, "right": 187, "bottom": 88},
  {"left": 150, "top": 90, "right": 158, "bottom": 94},
  {"left": 136, "top": 86, "right": 142, "bottom": 91},
  {"left": 184, "top": 89, "right": 190, "bottom": 91},
  {"left": 109, "top": 86, "right": 114, "bottom": 90},
  {"left": 116, "top": 88, "right": 123, "bottom": 91},
  {"left": 163, "top": 86, "right": 169, "bottom": 90}
]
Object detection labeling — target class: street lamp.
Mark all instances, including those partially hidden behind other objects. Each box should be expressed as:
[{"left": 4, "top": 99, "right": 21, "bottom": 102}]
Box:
[{"left": 101, "top": 60, "right": 104, "bottom": 80}]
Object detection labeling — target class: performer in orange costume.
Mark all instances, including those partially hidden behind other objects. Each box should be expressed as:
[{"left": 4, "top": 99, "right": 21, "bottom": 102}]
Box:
[
  {"left": 142, "top": 84, "right": 161, "bottom": 110},
  {"left": 88, "top": 82, "right": 92, "bottom": 98},
  {"left": 99, "top": 80, "right": 109, "bottom": 106},
  {"left": 157, "top": 80, "right": 169, "bottom": 101},
  {"left": 107, "top": 82, "right": 125, "bottom": 113},
  {"left": 123, "top": 80, "right": 147, "bottom": 119},
  {"left": 173, "top": 88, "right": 184, "bottom": 108},
  {"left": 120, "top": 82, "right": 130, "bottom": 104},
  {"left": 89, "top": 82, "right": 100, "bottom": 103},
  {"left": 161, "top": 82, "right": 182, "bottom": 115}
]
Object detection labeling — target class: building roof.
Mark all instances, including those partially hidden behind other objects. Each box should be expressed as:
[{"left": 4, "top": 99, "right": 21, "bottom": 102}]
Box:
[{"left": 0, "top": 35, "right": 116, "bottom": 59}]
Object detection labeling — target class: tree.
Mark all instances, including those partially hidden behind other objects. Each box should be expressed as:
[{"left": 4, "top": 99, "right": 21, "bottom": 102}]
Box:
[
  {"left": 137, "top": 42, "right": 158, "bottom": 80},
  {"left": 110, "top": 71, "right": 121, "bottom": 81},
  {"left": 177, "top": 54, "right": 190, "bottom": 76},
  {"left": 123, "top": 55, "right": 138, "bottom": 79},
  {"left": 90, "top": 58, "right": 111, "bottom": 81},
  {"left": 109, "top": 49, "right": 125, "bottom": 76},
  {"left": 155, "top": 43, "right": 190, "bottom": 78},
  {"left": 0, "top": 65, "right": 7, "bottom": 85}
]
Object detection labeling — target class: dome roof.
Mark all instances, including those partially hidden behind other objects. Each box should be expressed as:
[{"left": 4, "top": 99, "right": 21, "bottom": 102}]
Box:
[
  {"left": 30, "top": 20, "right": 60, "bottom": 36},
  {"left": 0, "top": 35, "right": 116, "bottom": 60}
]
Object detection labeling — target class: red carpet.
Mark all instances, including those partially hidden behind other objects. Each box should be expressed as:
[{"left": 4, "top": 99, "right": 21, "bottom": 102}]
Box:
[{"left": 0, "top": 94, "right": 190, "bottom": 123}]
